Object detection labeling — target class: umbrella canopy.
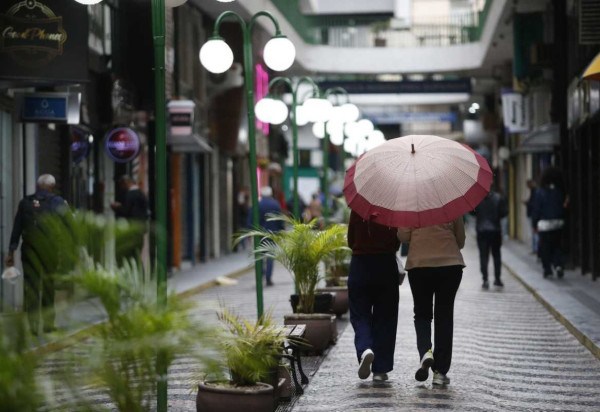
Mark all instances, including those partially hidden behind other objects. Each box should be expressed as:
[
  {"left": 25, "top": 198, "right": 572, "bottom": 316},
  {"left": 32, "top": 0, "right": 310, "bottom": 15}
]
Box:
[{"left": 344, "top": 134, "right": 493, "bottom": 228}]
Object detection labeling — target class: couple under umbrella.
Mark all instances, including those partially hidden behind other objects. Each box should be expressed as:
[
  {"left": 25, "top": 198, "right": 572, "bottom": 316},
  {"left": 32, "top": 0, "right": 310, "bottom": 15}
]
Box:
[{"left": 343, "top": 134, "right": 492, "bottom": 384}]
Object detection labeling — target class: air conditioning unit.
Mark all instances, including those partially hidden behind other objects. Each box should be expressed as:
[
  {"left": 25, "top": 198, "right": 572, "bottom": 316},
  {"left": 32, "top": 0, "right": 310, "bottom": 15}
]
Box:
[{"left": 580, "top": 0, "right": 600, "bottom": 45}]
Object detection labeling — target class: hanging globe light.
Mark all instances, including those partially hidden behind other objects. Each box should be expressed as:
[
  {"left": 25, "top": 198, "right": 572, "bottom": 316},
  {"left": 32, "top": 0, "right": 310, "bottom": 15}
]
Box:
[
  {"left": 295, "top": 105, "right": 309, "bottom": 126},
  {"left": 312, "top": 122, "right": 326, "bottom": 139},
  {"left": 255, "top": 98, "right": 289, "bottom": 125},
  {"left": 74, "top": 0, "right": 103, "bottom": 4},
  {"left": 340, "top": 103, "right": 360, "bottom": 123},
  {"left": 263, "top": 36, "right": 296, "bottom": 71},
  {"left": 357, "top": 119, "right": 374, "bottom": 137},
  {"left": 199, "top": 38, "right": 234, "bottom": 74},
  {"left": 304, "top": 98, "right": 333, "bottom": 123}
]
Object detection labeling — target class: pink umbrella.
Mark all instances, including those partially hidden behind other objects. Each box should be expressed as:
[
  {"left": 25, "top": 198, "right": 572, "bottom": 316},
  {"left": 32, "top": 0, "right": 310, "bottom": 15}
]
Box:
[{"left": 344, "top": 135, "right": 493, "bottom": 228}]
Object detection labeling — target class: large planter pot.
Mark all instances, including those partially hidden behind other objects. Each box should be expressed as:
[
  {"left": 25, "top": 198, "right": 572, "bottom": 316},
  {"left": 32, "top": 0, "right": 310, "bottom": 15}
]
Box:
[
  {"left": 316, "top": 286, "right": 349, "bottom": 317},
  {"left": 277, "top": 365, "right": 292, "bottom": 400},
  {"left": 196, "top": 381, "right": 274, "bottom": 412},
  {"left": 290, "top": 292, "right": 333, "bottom": 314},
  {"left": 284, "top": 313, "right": 336, "bottom": 354}
]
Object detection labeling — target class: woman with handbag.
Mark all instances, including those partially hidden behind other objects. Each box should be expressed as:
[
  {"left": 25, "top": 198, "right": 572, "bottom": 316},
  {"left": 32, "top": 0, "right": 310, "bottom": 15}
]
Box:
[
  {"left": 397, "top": 217, "right": 465, "bottom": 386},
  {"left": 347, "top": 210, "right": 402, "bottom": 382}
]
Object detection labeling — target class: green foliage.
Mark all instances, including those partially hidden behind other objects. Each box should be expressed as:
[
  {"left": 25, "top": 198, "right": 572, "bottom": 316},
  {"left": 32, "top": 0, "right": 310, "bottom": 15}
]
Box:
[
  {"left": 235, "top": 214, "right": 347, "bottom": 313},
  {"left": 0, "top": 314, "right": 45, "bottom": 411},
  {"left": 23, "top": 212, "right": 217, "bottom": 412},
  {"left": 217, "top": 308, "right": 286, "bottom": 387},
  {"left": 323, "top": 225, "right": 351, "bottom": 286}
]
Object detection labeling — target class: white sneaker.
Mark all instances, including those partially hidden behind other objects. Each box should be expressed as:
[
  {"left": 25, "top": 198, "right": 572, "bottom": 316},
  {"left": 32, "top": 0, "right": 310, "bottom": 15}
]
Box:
[
  {"left": 432, "top": 371, "right": 450, "bottom": 386},
  {"left": 415, "top": 349, "right": 434, "bottom": 382},
  {"left": 372, "top": 373, "right": 388, "bottom": 382},
  {"left": 358, "top": 349, "right": 374, "bottom": 379}
]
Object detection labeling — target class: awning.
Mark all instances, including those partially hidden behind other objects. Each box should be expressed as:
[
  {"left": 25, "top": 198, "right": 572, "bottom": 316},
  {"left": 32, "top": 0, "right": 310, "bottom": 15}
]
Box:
[
  {"left": 516, "top": 124, "right": 559, "bottom": 153},
  {"left": 169, "top": 133, "right": 213, "bottom": 153}
]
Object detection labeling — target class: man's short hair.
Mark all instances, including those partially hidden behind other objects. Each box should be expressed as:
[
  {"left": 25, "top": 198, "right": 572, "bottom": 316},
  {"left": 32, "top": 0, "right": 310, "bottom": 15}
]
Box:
[
  {"left": 260, "top": 186, "right": 273, "bottom": 198},
  {"left": 37, "top": 174, "right": 56, "bottom": 189}
]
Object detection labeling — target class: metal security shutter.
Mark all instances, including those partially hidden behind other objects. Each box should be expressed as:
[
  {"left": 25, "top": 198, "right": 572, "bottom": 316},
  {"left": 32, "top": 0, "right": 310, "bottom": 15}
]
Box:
[{"left": 580, "top": 0, "right": 600, "bottom": 44}]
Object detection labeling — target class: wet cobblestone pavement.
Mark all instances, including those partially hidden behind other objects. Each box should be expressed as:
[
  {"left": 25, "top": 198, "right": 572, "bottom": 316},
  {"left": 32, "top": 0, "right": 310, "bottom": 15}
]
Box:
[{"left": 292, "top": 238, "right": 600, "bottom": 412}]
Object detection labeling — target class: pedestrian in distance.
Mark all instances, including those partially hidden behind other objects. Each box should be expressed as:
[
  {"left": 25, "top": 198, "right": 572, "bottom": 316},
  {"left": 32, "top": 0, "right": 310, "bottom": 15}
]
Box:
[
  {"left": 248, "top": 186, "right": 283, "bottom": 286},
  {"left": 304, "top": 193, "right": 323, "bottom": 228},
  {"left": 285, "top": 192, "right": 306, "bottom": 221},
  {"left": 472, "top": 185, "right": 508, "bottom": 289},
  {"left": 5, "top": 174, "right": 68, "bottom": 335},
  {"left": 531, "top": 167, "right": 567, "bottom": 279},
  {"left": 398, "top": 217, "right": 466, "bottom": 386},
  {"left": 347, "top": 211, "right": 401, "bottom": 382},
  {"left": 524, "top": 179, "right": 539, "bottom": 255},
  {"left": 111, "top": 175, "right": 149, "bottom": 264}
]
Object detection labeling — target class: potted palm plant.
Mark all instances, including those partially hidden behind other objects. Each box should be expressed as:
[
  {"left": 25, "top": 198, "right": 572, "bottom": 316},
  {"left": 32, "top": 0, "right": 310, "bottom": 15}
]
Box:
[
  {"left": 196, "top": 308, "right": 288, "bottom": 412},
  {"left": 236, "top": 215, "right": 346, "bottom": 352},
  {"left": 317, "top": 225, "right": 351, "bottom": 317}
]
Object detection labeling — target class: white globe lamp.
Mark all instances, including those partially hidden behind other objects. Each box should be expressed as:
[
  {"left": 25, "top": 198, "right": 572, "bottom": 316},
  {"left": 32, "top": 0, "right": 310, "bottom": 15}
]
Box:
[
  {"left": 303, "top": 98, "right": 333, "bottom": 123},
  {"left": 255, "top": 98, "right": 289, "bottom": 125},
  {"left": 341, "top": 103, "right": 360, "bottom": 123},
  {"left": 330, "top": 129, "right": 345, "bottom": 146},
  {"left": 357, "top": 119, "right": 374, "bottom": 137},
  {"left": 344, "top": 121, "right": 362, "bottom": 140},
  {"left": 295, "top": 105, "right": 309, "bottom": 126},
  {"left": 263, "top": 36, "right": 296, "bottom": 71},
  {"left": 74, "top": 0, "right": 103, "bottom": 4},
  {"left": 199, "top": 38, "right": 234, "bottom": 74},
  {"left": 312, "top": 122, "right": 326, "bottom": 139}
]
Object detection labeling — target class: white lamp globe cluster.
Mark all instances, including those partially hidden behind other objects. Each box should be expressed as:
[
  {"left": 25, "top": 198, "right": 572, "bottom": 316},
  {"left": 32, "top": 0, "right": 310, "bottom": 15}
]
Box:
[
  {"left": 200, "top": 35, "right": 295, "bottom": 74},
  {"left": 255, "top": 97, "right": 289, "bottom": 125}
]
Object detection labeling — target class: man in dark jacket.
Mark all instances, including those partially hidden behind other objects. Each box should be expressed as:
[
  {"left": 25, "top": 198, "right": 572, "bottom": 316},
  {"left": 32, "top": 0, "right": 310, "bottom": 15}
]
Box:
[
  {"left": 531, "top": 168, "right": 566, "bottom": 278},
  {"left": 249, "top": 186, "right": 283, "bottom": 286},
  {"left": 5, "top": 174, "right": 67, "bottom": 334},
  {"left": 473, "top": 188, "right": 508, "bottom": 289},
  {"left": 111, "top": 175, "right": 149, "bottom": 264}
]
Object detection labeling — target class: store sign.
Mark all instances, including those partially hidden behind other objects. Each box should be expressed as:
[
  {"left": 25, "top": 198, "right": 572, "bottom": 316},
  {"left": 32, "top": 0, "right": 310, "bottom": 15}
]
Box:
[
  {"left": 167, "top": 100, "right": 195, "bottom": 137},
  {"left": 367, "top": 111, "right": 457, "bottom": 125},
  {"left": 16, "top": 92, "right": 81, "bottom": 123},
  {"left": 501, "top": 90, "right": 530, "bottom": 133},
  {"left": 104, "top": 127, "right": 140, "bottom": 163},
  {"left": 0, "top": 0, "right": 88, "bottom": 83},
  {"left": 318, "top": 79, "right": 472, "bottom": 94}
]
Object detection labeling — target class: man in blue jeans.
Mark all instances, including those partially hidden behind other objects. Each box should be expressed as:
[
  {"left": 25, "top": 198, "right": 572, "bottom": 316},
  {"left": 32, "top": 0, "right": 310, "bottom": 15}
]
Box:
[{"left": 249, "top": 186, "right": 283, "bottom": 286}]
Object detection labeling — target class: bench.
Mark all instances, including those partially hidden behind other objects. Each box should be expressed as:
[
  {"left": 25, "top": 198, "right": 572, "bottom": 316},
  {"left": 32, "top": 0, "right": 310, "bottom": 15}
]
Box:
[{"left": 281, "top": 324, "right": 308, "bottom": 394}]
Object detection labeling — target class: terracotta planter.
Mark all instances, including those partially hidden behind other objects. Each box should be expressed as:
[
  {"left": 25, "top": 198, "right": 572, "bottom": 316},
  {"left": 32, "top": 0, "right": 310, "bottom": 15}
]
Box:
[
  {"left": 196, "top": 381, "right": 274, "bottom": 412},
  {"left": 316, "top": 286, "right": 349, "bottom": 317},
  {"left": 284, "top": 313, "right": 336, "bottom": 353},
  {"left": 289, "top": 292, "right": 333, "bottom": 314}
]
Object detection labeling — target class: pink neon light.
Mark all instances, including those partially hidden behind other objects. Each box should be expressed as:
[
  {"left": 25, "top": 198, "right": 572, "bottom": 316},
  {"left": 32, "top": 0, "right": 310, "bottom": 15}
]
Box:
[{"left": 255, "top": 64, "right": 270, "bottom": 135}]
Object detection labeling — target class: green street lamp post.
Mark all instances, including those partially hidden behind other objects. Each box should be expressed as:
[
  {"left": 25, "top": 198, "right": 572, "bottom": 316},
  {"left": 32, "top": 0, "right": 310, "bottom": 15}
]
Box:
[
  {"left": 200, "top": 11, "right": 295, "bottom": 319},
  {"left": 255, "top": 76, "right": 320, "bottom": 218}
]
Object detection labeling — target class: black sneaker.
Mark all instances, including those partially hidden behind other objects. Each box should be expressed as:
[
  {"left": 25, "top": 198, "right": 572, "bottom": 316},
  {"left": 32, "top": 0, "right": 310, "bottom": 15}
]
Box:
[
  {"left": 493, "top": 279, "right": 504, "bottom": 287},
  {"left": 482, "top": 280, "right": 489, "bottom": 290},
  {"left": 266, "top": 280, "right": 274, "bottom": 287}
]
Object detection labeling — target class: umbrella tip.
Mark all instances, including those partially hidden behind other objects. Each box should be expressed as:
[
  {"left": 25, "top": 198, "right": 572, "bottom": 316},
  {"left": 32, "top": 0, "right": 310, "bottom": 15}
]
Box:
[{"left": 411, "top": 143, "right": 415, "bottom": 154}]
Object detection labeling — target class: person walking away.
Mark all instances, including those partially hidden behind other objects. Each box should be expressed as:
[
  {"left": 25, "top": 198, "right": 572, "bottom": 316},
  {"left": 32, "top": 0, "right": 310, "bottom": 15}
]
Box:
[
  {"left": 531, "top": 168, "right": 567, "bottom": 278},
  {"left": 348, "top": 211, "right": 401, "bottom": 382},
  {"left": 5, "top": 174, "right": 68, "bottom": 335},
  {"left": 111, "top": 175, "right": 149, "bottom": 264},
  {"left": 249, "top": 186, "right": 283, "bottom": 286},
  {"left": 398, "top": 217, "right": 465, "bottom": 386},
  {"left": 524, "top": 179, "right": 539, "bottom": 255},
  {"left": 473, "top": 187, "right": 508, "bottom": 289}
]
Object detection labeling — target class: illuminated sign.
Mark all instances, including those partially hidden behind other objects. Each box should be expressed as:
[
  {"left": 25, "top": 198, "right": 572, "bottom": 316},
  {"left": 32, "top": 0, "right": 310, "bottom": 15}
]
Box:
[{"left": 104, "top": 127, "right": 141, "bottom": 163}]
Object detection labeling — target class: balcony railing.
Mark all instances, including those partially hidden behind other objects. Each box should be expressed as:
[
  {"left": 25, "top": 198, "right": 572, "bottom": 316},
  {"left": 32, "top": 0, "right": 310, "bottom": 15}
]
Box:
[{"left": 270, "top": 0, "right": 493, "bottom": 48}]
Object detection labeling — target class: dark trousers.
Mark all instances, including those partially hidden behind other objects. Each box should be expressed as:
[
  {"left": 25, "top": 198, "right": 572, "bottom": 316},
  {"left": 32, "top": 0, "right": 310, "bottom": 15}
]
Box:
[
  {"left": 539, "top": 229, "right": 564, "bottom": 275},
  {"left": 476, "top": 231, "right": 502, "bottom": 281},
  {"left": 263, "top": 257, "right": 274, "bottom": 283},
  {"left": 348, "top": 254, "right": 399, "bottom": 374},
  {"left": 407, "top": 266, "right": 462, "bottom": 375},
  {"left": 23, "top": 260, "right": 55, "bottom": 334}
]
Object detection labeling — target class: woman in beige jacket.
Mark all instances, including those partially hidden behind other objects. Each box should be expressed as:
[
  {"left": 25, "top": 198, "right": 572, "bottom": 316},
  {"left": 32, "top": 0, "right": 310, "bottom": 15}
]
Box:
[{"left": 397, "top": 217, "right": 465, "bottom": 386}]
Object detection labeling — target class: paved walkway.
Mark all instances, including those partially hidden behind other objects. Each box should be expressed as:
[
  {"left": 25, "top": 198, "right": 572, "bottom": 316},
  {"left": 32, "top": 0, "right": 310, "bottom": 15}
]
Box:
[{"left": 291, "top": 237, "right": 600, "bottom": 412}]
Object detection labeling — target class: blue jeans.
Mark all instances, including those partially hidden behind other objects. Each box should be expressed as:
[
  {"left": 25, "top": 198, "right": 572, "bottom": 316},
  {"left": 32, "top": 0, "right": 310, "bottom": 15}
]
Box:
[{"left": 348, "top": 254, "right": 399, "bottom": 374}]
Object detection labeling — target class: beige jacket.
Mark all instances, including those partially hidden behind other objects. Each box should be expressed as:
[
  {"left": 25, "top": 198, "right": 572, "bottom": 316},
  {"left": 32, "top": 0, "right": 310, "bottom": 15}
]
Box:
[{"left": 397, "top": 218, "right": 466, "bottom": 270}]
